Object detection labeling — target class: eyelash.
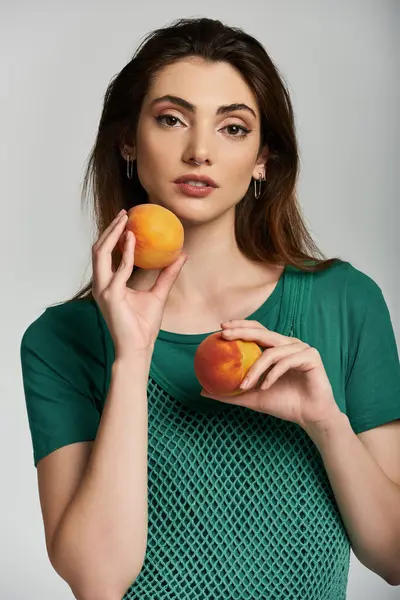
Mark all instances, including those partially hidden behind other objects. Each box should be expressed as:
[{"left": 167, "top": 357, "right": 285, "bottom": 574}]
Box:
[{"left": 154, "top": 115, "right": 252, "bottom": 140}]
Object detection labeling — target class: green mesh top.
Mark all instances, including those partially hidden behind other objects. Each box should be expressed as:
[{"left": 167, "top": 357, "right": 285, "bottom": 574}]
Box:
[{"left": 20, "top": 261, "right": 400, "bottom": 599}]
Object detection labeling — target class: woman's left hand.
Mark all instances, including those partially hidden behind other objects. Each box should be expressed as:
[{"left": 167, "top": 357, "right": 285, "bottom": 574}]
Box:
[{"left": 200, "top": 320, "right": 342, "bottom": 431}]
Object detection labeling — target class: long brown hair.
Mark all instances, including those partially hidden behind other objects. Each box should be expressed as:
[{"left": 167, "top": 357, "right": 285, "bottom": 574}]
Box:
[{"left": 60, "top": 16, "right": 341, "bottom": 306}]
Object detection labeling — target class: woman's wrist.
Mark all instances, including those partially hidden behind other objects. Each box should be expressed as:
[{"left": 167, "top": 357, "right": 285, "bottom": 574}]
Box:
[{"left": 113, "top": 347, "right": 154, "bottom": 372}]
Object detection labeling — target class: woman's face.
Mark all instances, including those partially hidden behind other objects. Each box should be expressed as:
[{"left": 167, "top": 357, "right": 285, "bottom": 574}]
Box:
[{"left": 124, "top": 57, "right": 267, "bottom": 225}]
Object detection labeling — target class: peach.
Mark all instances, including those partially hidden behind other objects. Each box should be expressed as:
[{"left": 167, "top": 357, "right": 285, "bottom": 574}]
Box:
[
  {"left": 194, "top": 331, "right": 262, "bottom": 396},
  {"left": 118, "top": 203, "right": 184, "bottom": 269}
]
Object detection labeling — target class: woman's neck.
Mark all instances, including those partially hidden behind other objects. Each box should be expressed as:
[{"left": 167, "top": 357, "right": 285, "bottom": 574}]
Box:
[{"left": 127, "top": 208, "right": 283, "bottom": 304}]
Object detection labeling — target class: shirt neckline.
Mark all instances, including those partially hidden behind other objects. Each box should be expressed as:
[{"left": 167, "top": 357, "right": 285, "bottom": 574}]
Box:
[{"left": 156, "top": 264, "right": 288, "bottom": 345}]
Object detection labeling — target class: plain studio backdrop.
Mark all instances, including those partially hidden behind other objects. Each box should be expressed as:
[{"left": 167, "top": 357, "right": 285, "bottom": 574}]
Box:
[{"left": 1, "top": 1, "right": 399, "bottom": 599}]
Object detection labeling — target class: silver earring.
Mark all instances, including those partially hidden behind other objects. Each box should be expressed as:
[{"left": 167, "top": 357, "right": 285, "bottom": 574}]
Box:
[
  {"left": 254, "top": 172, "right": 265, "bottom": 199},
  {"left": 126, "top": 154, "right": 134, "bottom": 180}
]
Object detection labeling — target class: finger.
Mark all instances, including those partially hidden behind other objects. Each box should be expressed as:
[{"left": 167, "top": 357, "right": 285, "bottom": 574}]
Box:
[
  {"left": 221, "top": 319, "right": 264, "bottom": 329},
  {"left": 240, "top": 342, "right": 307, "bottom": 389},
  {"left": 97, "top": 212, "right": 128, "bottom": 254},
  {"left": 200, "top": 387, "right": 261, "bottom": 412},
  {"left": 92, "top": 213, "right": 128, "bottom": 292},
  {"left": 221, "top": 321, "right": 302, "bottom": 346},
  {"left": 111, "top": 229, "right": 136, "bottom": 288},
  {"left": 221, "top": 326, "right": 295, "bottom": 348},
  {"left": 150, "top": 252, "right": 188, "bottom": 304},
  {"left": 93, "top": 209, "right": 127, "bottom": 250},
  {"left": 261, "top": 347, "right": 317, "bottom": 390}
]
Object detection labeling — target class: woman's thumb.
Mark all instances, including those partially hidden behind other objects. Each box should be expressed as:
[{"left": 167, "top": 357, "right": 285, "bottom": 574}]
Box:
[{"left": 150, "top": 252, "right": 188, "bottom": 302}]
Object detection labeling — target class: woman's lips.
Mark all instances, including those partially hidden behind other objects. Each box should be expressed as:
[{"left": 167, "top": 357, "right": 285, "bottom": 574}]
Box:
[{"left": 174, "top": 182, "right": 216, "bottom": 197}]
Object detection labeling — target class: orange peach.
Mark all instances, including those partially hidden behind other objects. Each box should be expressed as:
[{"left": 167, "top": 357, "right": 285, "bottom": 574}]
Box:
[
  {"left": 194, "top": 331, "right": 262, "bottom": 396},
  {"left": 118, "top": 203, "right": 184, "bottom": 269}
]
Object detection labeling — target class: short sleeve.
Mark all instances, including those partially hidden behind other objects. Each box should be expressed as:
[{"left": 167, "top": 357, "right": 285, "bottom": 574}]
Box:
[
  {"left": 345, "top": 266, "right": 400, "bottom": 434},
  {"left": 20, "top": 301, "right": 104, "bottom": 467}
]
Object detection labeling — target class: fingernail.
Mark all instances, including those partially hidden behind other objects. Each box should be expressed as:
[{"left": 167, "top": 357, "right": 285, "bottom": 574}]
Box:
[{"left": 240, "top": 378, "right": 249, "bottom": 389}]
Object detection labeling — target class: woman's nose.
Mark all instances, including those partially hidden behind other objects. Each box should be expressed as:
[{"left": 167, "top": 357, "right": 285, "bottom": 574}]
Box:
[{"left": 183, "top": 126, "right": 214, "bottom": 166}]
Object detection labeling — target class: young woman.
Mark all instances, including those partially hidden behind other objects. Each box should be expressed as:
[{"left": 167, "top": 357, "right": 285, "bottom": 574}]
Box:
[{"left": 20, "top": 17, "right": 400, "bottom": 600}]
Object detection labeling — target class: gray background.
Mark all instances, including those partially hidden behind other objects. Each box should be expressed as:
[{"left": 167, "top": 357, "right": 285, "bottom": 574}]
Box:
[{"left": 2, "top": 1, "right": 399, "bottom": 598}]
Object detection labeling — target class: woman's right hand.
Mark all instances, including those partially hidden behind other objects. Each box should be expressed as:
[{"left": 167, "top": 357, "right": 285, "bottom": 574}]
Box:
[{"left": 91, "top": 208, "right": 188, "bottom": 359}]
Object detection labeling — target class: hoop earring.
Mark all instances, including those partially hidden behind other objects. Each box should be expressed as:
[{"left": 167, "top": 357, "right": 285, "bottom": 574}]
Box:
[
  {"left": 254, "top": 172, "right": 264, "bottom": 199},
  {"left": 126, "top": 154, "right": 134, "bottom": 180}
]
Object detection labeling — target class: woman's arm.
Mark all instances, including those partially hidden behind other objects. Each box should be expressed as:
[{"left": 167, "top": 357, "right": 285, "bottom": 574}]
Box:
[
  {"left": 49, "top": 351, "right": 151, "bottom": 600},
  {"left": 305, "top": 412, "right": 400, "bottom": 586}
]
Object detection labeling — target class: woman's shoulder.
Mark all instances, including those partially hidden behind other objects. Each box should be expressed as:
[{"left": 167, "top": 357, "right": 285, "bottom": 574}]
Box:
[
  {"left": 300, "top": 259, "right": 387, "bottom": 326},
  {"left": 310, "top": 259, "right": 384, "bottom": 303},
  {"left": 21, "top": 297, "right": 102, "bottom": 355}
]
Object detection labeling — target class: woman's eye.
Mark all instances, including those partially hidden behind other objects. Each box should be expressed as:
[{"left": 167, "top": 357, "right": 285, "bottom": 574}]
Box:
[
  {"left": 155, "top": 115, "right": 182, "bottom": 127},
  {"left": 222, "top": 124, "right": 251, "bottom": 138}
]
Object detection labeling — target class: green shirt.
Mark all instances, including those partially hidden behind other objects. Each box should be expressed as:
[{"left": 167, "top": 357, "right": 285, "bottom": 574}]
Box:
[{"left": 20, "top": 260, "right": 400, "bottom": 599}]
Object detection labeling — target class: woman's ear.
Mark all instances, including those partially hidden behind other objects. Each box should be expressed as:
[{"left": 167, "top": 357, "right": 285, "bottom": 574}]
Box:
[
  {"left": 120, "top": 143, "right": 136, "bottom": 161},
  {"left": 253, "top": 145, "right": 269, "bottom": 179}
]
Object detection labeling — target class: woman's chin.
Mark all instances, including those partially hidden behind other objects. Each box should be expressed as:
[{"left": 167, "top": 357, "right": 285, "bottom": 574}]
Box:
[{"left": 157, "top": 196, "right": 222, "bottom": 224}]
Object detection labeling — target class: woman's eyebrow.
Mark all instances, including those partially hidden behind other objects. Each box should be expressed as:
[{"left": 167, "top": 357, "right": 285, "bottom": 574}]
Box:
[{"left": 150, "top": 94, "right": 257, "bottom": 119}]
